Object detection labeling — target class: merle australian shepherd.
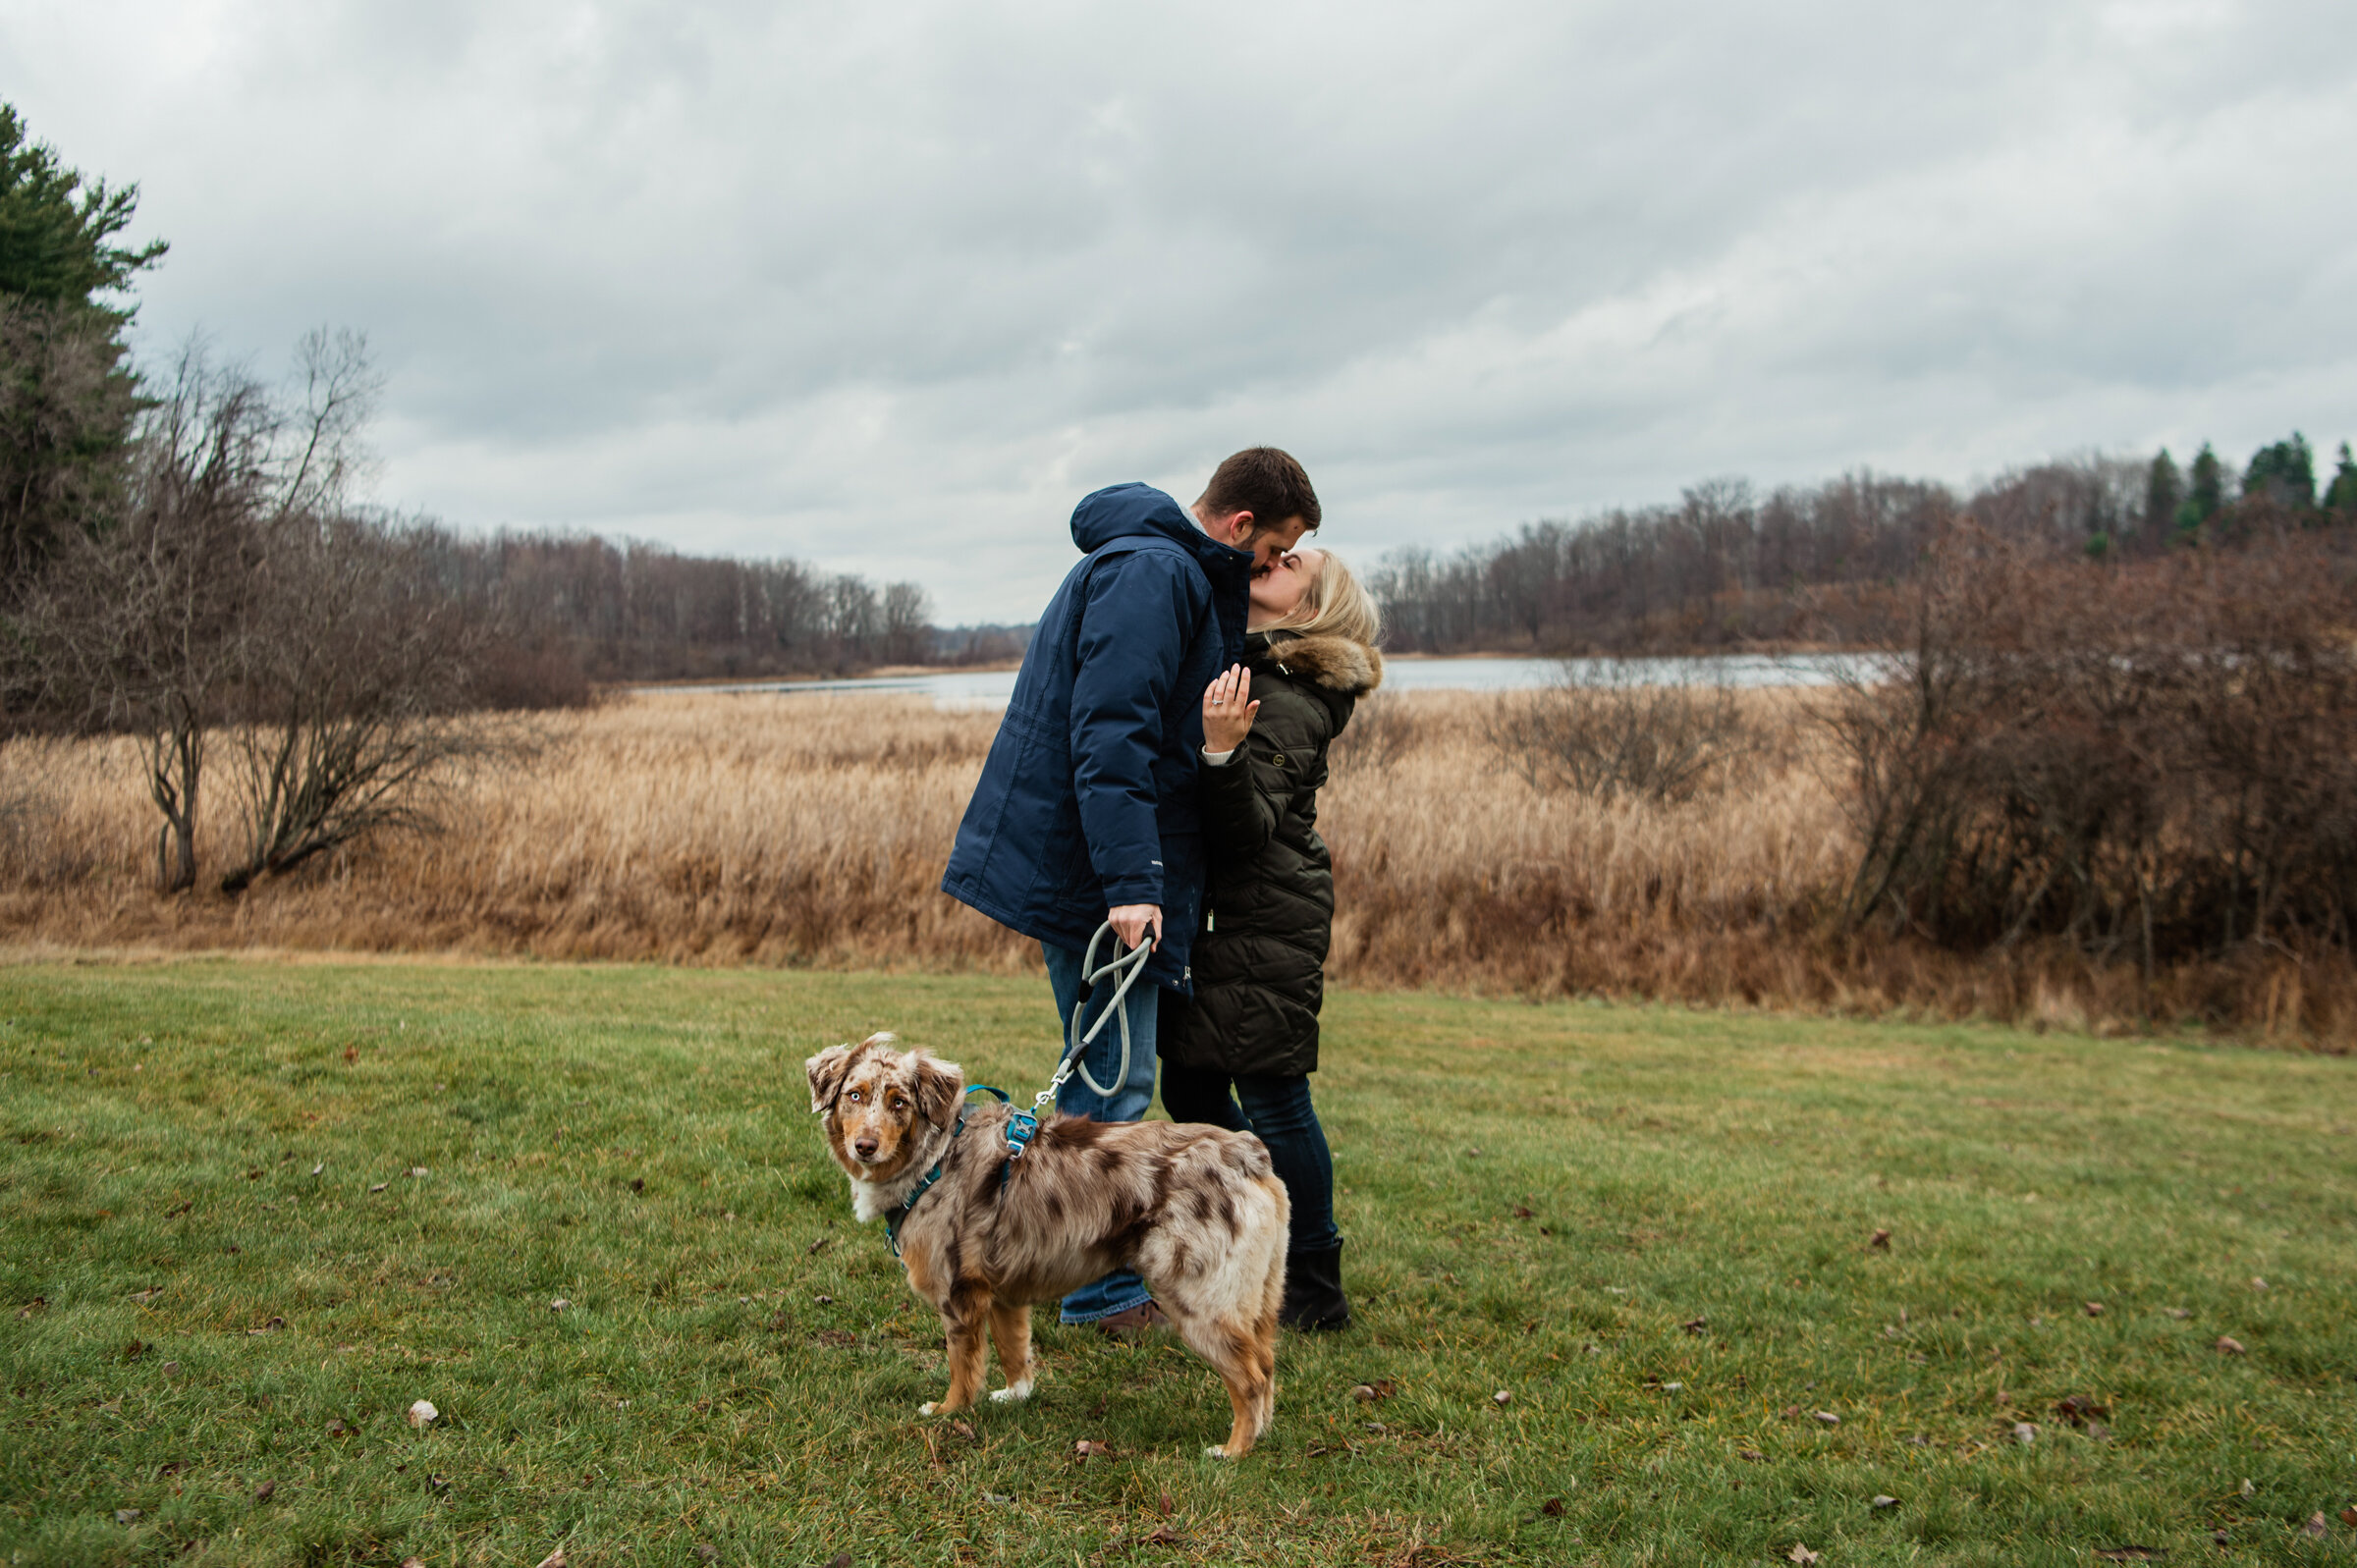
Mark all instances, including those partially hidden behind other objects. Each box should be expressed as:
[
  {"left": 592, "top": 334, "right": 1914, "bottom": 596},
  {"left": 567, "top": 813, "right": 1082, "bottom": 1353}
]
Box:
[{"left": 806, "top": 1033, "right": 1288, "bottom": 1458}]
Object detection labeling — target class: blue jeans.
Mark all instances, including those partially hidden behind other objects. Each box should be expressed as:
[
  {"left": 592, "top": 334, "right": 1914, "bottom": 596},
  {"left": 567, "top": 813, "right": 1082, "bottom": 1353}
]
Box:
[
  {"left": 1159, "top": 1065, "right": 1340, "bottom": 1254},
  {"left": 1041, "top": 940, "right": 1161, "bottom": 1323}
]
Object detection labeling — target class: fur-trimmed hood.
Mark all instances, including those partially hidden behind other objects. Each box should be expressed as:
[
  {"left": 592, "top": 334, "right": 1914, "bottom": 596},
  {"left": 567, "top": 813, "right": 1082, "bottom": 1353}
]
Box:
[{"left": 1259, "top": 632, "right": 1384, "bottom": 697}]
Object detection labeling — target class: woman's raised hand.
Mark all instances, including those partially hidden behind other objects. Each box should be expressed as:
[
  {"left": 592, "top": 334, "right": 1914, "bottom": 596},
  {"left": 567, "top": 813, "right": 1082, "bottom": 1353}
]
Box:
[{"left": 1202, "top": 664, "right": 1258, "bottom": 753}]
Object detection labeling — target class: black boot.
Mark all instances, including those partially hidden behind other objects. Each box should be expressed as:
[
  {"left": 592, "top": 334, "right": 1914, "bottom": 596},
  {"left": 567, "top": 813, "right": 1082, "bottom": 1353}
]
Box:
[{"left": 1280, "top": 1242, "right": 1350, "bottom": 1332}]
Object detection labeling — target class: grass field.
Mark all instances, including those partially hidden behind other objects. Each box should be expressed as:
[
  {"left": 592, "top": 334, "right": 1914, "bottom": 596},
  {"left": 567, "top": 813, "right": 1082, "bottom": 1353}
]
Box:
[{"left": 3, "top": 957, "right": 2354, "bottom": 1567}]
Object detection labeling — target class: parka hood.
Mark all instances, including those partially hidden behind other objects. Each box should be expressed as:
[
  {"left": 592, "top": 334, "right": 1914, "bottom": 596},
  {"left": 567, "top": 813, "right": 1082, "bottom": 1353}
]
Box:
[
  {"left": 1070, "top": 481, "right": 1250, "bottom": 572},
  {"left": 1259, "top": 632, "right": 1384, "bottom": 697}
]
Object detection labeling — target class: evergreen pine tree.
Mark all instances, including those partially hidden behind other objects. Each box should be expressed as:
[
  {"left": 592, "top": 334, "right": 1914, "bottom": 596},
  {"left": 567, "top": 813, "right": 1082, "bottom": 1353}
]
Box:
[
  {"left": 2144, "top": 448, "right": 2182, "bottom": 538},
  {"left": 2240, "top": 432, "right": 2317, "bottom": 509},
  {"left": 0, "top": 102, "right": 166, "bottom": 593},
  {"left": 2326, "top": 442, "right": 2357, "bottom": 516},
  {"left": 2176, "top": 442, "right": 2225, "bottom": 533}
]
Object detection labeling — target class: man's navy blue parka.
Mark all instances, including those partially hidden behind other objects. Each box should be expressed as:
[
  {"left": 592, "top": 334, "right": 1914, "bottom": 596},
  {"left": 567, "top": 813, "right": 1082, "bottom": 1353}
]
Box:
[{"left": 942, "top": 482, "right": 1252, "bottom": 991}]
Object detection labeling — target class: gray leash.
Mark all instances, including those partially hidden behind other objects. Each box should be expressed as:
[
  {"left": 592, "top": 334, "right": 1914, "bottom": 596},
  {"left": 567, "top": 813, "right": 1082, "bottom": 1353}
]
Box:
[{"left": 1033, "top": 922, "right": 1155, "bottom": 1113}]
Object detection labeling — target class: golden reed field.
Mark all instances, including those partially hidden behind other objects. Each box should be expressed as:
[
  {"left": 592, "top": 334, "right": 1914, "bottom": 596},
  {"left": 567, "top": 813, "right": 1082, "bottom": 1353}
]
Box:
[{"left": 0, "top": 688, "right": 2339, "bottom": 1044}]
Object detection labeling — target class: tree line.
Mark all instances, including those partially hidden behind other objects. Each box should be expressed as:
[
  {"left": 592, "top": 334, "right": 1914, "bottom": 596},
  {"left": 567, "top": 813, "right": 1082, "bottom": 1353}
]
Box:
[{"left": 1370, "top": 442, "right": 2357, "bottom": 655}]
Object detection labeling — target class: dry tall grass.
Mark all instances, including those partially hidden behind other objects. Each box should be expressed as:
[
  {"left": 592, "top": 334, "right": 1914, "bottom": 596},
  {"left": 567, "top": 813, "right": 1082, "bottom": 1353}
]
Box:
[{"left": 4, "top": 688, "right": 2347, "bottom": 1045}]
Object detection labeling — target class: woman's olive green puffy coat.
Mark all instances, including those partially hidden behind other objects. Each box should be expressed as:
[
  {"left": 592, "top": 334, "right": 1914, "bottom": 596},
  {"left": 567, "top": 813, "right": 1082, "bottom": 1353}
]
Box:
[{"left": 1158, "top": 630, "right": 1383, "bottom": 1077}]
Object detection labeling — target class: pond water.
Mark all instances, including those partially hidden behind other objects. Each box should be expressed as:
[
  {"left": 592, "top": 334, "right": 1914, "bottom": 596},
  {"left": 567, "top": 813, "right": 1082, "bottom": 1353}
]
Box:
[{"left": 649, "top": 652, "right": 1891, "bottom": 708}]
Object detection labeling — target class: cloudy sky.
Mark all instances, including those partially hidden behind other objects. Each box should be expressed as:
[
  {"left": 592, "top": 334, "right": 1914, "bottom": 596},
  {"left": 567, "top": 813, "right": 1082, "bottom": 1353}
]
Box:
[{"left": 8, "top": 0, "right": 2355, "bottom": 621}]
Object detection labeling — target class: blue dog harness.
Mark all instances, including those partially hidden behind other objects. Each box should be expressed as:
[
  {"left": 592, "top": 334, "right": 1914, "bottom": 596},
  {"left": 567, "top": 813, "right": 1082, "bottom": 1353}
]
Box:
[{"left": 881, "top": 1085, "right": 1040, "bottom": 1257}]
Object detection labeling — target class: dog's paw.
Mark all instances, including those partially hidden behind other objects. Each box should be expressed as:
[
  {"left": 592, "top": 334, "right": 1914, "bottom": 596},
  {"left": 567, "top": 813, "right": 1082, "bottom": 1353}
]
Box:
[
  {"left": 1204, "top": 1443, "right": 1235, "bottom": 1460},
  {"left": 988, "top": 1379, "right": 1033, "bottom": 1404},
  {"left": 918, "top": 1401, "right": 941, "bottom": 1416}
]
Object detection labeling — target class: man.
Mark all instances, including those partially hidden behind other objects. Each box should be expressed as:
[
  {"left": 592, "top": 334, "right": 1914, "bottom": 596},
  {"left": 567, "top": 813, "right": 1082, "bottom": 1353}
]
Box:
[{"left": 942, "top": 447, "right": 1320, "bottom": 1331}]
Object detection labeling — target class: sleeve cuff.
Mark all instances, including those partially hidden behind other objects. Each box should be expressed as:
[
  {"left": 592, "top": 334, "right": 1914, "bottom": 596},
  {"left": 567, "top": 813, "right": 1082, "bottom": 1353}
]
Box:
[{"left": 1201, "top": 746, "right": 1237, "bottom": 766}]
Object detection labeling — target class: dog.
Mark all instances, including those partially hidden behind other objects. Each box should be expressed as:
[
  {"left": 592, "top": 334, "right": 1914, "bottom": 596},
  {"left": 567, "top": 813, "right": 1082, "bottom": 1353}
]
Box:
[{"left": 806, "top": 1032, "right": 1288, "bottom": 1458}]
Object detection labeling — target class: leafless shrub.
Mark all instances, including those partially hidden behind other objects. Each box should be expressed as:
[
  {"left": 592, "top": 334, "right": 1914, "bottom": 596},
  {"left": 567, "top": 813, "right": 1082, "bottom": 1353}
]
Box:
[
  {"left": 217, "top": 513, "right": 530, "bottom": 893},
  {"left": 1487, "top": 662, "right": 1765, "bottom": 802},
  {"left": 1828, "top": 523, "right": 2357, "bottom": 976}
]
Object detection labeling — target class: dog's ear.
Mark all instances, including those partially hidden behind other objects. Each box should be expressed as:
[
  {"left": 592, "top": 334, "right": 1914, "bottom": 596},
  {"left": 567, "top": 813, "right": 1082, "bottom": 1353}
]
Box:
[
  {"left": 910, "top": 1053, "right": 965, "bottom": 1131},
  {"left": 805, "top": 1045, "right": 853, "bottom": 1114}
]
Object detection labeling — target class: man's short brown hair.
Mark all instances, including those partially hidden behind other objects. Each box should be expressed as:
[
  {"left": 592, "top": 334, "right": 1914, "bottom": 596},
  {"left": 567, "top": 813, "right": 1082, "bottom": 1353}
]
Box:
[{"left": 1198, "top": 447, "right": 1321, "bottom": 534}]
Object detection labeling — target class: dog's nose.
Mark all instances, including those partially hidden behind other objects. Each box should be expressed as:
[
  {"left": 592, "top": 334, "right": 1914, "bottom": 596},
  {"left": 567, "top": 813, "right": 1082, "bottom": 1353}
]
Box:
[{"left": 853, "top": 1137, "right": 879, "bottom": 1160}]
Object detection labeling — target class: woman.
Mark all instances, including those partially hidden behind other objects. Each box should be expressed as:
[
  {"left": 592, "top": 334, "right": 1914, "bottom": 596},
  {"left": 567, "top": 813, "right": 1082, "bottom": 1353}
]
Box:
[{"left": 1158, "top": 546, "right": 1383, "bottom": 1332}]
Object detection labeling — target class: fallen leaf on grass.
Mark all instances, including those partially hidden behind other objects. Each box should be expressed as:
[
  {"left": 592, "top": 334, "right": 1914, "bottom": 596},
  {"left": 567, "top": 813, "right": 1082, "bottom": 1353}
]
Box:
[
  {"left": 630, "top": 1176, "right": 645, "bottom": 1193},
  {"left": 1540, "top": 1497, "right": 1566, "bottom": 1517},
  {"left": 550, "top": 1298, "right": 571, "bottom": 1312},
  {"left": 2164, "top": 1307, "right": 2190, "bottom": 1320},
  {"left": 325, "top": 1418, "right": 348, "bottom": 1436},
  {"left": 2250, "top": 1276, "right": 2267, "bottom": 1291},
  {"left": 2084, "top": 1302, "right": 2106, "bottom": 1317},
  {"left": 1511, "top": 1205, "right": 1534, "bottom": 1218},
  {"left": 2215, "top": 1336, "right": 2246, "bottom": 1355},
  {"left": 982, "top": 1491, "right": 1013, "bottom": 1504},
  {"left": 1813, "top": 1411, "right": 1839, "bottom": 1426},
  {"left": 369, "top": 1182, "right": 389, "bottom": 1194},
  {"left": 1492, "top": 1389, "right": 1512, "bottom": 1406},
  {"left": 2239, "top": 1479, "right": 2255, "bottom": 1497},
  {"left": 115, "top": 1509, "right": 141, "bottom": 1524},
  {"left": 2053, "top": 1394, "right": 2110, "bottom": 1425},
  {"left": 1788, "top": 1545, "right": 1820, "bottom": 1565},
  {"left": 1681, "top": 1317, "right": 1709, "bottom": 1334},
  {"left": 408, "top": 1399, "right": 438, "bottom": 1427},
  {"left": 1869, "top": 1228, "right": 1891, "bottom": 1250},
  {"left": 164, "top": 1201, "right": 192, "bottom": 1217},
  {"left": 409, "top": 1166, "right": 428, "bottom": 1179},
  {"left": 251, "top": 1481, "right": 275, "bottom": 1504},
  {"left": 806, "top": 1236, "right": 831, "bottom": 1255},
  {"left": 692, "top": 1546, "right": 718, "bottom": 1564},
  {"left": 2096, "top": 1548, "right": 2167, "bottom": 1561},
  {"left": 311, "top": 1162, "right": 323, "bottom": 1176},
  {"left": 1074, "top": 1439, "right": 1112, "bottom": 1458},
  {"left": 1158, "top": 1491, "right": 1173, "bottom": 1517},
  {"left": 401, "top": 1559, "right": 425, "bottom": 1568},
  {"left": 1872, "top": 1494, "right": 1899, "bottom": 1510},
  {"left": 343, "top": 1046, "right": 358, "bottom": 1063},
  {"left": 2212, "top": 1529, "right": 2230, "bottom": 1546},
  {"left": 130, "top": 1286, "right": 164, "bottom": 1304},
  {"left": 2304, "top": 1514, "right": 2330, "bottom": 1540},
  {"left": 123, "top": 1338, "right": 146, "bottom": 1360},
  {"left": 2013, "top": 1423, "right": 2038, "bottom": 1444},
  {"left": 247, "top": 1317, "right": 285, "bottom": 1335},
  {"left": 950, "top": 1420, "right": 975, "bottom": 1440},
  {"left": 1145, "top": 1526, "right": 1183, "bottom": 1545},
  {"left": 2341, "top": 1506, "right": 2357, "bottom": 1529},
  {"left": 159, "top": 1361, "right": 179, "bottom": 1375},
  {"left": 533, "top": 1548, "right": 567, "bottom": 1568},
  {"left": 1737, "top": 1449, "right": 1764, "bottom": 1462}
]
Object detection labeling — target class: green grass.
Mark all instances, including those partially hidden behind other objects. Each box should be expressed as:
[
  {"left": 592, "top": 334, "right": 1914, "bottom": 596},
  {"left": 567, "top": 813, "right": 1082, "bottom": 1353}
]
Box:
[{"left": 2, "top": 958, "right": 2354, "bottom": 1567}]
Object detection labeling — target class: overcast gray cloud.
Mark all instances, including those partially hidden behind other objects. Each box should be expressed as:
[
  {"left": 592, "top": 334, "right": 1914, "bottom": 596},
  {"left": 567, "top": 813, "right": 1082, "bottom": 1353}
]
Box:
[{"left": 6, "top": 0, "right": 2354, "bottom": 619}]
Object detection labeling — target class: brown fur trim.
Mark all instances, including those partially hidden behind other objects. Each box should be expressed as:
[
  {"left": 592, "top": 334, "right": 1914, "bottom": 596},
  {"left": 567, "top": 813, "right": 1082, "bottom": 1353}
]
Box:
[{"left": 1266, "top": 633, "right": 1382, "bottom": 695}]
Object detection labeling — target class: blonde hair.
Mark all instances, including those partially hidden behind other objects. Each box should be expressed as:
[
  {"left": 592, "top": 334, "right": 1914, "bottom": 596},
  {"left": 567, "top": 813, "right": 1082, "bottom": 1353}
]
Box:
[{"left": 1266, "top": 548, "right": 1382, "bottom": 647}]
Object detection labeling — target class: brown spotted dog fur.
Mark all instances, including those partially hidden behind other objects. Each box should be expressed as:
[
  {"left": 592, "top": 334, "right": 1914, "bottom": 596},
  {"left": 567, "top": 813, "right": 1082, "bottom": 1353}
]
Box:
[{"left": 807, "top": 1032, "right": 1289, "bottom": 1458}]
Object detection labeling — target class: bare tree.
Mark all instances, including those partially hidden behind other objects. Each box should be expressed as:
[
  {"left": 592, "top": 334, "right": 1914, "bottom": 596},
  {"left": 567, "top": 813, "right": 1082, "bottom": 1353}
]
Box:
[{"left": 15, "top": 345, "right": 275, "bottom": 889}]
